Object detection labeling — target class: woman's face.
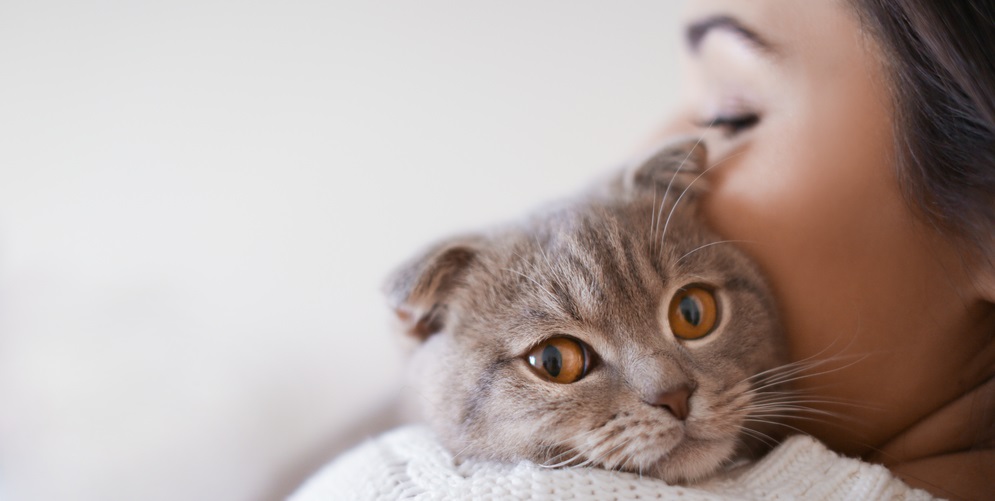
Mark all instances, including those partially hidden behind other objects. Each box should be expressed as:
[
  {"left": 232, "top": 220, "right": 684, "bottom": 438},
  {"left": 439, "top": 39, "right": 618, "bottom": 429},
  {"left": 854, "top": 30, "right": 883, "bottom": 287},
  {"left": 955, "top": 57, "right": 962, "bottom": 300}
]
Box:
[{"left": 662, "top": 0, "right": 994, "bottom": 456}]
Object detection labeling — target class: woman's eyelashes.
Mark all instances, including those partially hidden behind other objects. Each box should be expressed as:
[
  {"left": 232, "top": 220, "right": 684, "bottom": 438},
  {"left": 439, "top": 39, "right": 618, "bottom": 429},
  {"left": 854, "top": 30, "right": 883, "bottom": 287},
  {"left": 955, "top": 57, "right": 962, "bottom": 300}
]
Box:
[{"left": 695, "top": 112, "right": 760, "bottom": 138}]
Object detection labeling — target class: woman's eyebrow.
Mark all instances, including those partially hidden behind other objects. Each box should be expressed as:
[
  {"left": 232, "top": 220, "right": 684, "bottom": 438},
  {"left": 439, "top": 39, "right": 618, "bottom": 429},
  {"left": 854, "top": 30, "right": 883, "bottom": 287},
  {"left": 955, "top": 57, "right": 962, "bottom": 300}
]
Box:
[{"left": 685, "top": 15, "right": 778, "bottom": 57}]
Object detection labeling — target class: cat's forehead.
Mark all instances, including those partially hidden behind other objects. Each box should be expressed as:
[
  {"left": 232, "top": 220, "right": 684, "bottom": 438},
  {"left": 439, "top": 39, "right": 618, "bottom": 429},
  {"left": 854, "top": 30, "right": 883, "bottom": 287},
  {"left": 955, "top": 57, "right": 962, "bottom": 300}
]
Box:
[
  {"left": 481, "top": 199, "right": 724, "bottom": 354},
  {"left": 521, "top": 198, "right": 716, "bottom": 286}
]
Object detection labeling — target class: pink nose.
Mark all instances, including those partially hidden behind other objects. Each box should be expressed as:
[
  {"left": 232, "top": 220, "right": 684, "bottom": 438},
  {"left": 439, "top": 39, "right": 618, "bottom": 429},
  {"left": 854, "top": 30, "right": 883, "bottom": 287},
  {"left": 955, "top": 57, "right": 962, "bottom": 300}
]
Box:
[{"left": 646, "top": 385, "right": 693, "bottom": 421}]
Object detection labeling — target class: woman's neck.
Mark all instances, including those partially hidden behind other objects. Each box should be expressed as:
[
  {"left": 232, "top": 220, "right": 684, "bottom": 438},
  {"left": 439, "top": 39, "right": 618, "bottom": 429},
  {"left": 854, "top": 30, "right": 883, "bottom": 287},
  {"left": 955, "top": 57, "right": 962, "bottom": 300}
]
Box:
[{"left": 868, "top": 371, "right": 995, "bottom": 499}]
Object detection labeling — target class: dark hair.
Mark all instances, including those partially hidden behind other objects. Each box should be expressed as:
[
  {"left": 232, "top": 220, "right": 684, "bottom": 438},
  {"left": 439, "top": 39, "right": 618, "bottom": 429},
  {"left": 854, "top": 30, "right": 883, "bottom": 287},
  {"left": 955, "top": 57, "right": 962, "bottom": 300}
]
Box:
[{"left": 851, "top": 1, "right": 995, "bottom": 265}]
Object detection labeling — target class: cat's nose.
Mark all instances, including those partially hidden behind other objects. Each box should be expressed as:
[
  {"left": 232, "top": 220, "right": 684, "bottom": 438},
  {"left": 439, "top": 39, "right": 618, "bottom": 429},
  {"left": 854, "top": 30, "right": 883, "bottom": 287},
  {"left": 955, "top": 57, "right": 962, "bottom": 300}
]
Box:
[{"left": 646, "top": 385, "right": 693, "bottom": 421}]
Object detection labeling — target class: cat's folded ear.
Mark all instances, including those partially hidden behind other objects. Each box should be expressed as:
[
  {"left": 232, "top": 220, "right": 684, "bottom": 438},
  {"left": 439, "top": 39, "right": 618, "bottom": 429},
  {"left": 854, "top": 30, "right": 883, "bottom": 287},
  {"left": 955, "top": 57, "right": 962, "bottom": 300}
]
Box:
[
  {"left": 384, "top": 236, "right": 483, "bottom": 342},
  {"left": 624, "top": 137, "right": 709, "bottom": 197}
]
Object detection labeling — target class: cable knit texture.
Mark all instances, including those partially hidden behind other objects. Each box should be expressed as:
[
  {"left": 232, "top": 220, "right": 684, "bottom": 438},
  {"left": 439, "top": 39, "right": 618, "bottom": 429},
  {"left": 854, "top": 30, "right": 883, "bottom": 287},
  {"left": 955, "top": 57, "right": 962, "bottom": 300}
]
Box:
[{"left": 289, "top": 425, "right": 935, "bottom": 500}]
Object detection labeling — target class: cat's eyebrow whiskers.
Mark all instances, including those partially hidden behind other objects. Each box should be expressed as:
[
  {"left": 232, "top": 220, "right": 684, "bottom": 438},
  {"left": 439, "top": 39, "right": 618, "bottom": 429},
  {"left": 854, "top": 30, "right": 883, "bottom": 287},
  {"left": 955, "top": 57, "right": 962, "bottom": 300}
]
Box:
[
  {"left": 503, "top": 267, "right": 562, "bottom": 313},
  {"left": 653, "top": 131, "right": 711, "bottom": 261},
  {"left": 659, "top": 151, "right": 747, "bottom": 255},
  {"left": 533, "top": 235, "right": 557, "bottom": 277},
  {"left": 675, "top": 239, "right": 757, "bottom": 265},
  {"left": 649, "top": 187, "right": 660, "bottom": 257}
]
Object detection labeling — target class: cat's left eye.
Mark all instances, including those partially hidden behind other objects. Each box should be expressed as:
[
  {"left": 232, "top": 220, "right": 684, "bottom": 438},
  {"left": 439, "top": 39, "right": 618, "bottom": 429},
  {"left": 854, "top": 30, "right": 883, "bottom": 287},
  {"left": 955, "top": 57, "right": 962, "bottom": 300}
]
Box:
[
  {"left": 526, "top": 336, "right": 590, "bottom": 384},
  {"left": 668, "top": 286, "right": 719, "bottom": 340}
]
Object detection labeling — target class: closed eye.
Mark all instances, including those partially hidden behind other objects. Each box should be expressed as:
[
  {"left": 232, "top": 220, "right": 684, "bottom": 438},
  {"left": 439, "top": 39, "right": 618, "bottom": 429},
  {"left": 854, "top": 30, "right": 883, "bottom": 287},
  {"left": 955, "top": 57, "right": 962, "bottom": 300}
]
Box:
[{"left": 695, "top": 113, "right": 760, "bottom": 137}]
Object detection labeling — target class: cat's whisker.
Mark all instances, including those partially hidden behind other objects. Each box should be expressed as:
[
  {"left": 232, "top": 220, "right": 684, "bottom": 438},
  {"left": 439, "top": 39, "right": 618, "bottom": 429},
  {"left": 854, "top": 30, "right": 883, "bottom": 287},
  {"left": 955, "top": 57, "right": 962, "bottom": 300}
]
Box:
[
  {"left": 676, "top": 240, "right": 757, "bottom": 264},
  {"left": 749, "top": 402, "right": 860, "bottom": 418},
  {"left": 661, "top": 150, "right": 747, "bottom": 247},
  {"left": 744, "top": 394, "right": 868, "bottom": 419},
  {"left": 540, "top": 442, "right": 594, "bottom": 468},
  {"left": 743, "top": 389, "right": 802, "bottom": 398},
  {"left": 654, "top": 132, "right": 710, "bottom": 260},
  {"left": 740, "top": 360, "right": 820, "bottom": 388},
  {"left": 745, "top": 405, "right": 845, "bottom": 419},
  {"left": 649, "top": 186, "right": 659, "bottom": 257},
  {"left": 746, "top": 352, "right": 858, "bottom": 387},
  {"left": 540, "top": 452, "right": 585, "bottom": 469},
  {"left": 552, "top": 453, "right": 594, "bottom": 470},
  {"left": 742, "top": 385, "right": 879, "bottom": 428},
  {"left": 745, "top": 359, "right": 825, "bottom": 385},
  {"left": 659, "top": 168, "right": 710, "bottom": 255},
  {"left": 503, "top": 267, "right": 562, "bottom": 311},
  {"left": 581, "top": 440, "right": 631, "bottom": 470},
  {"left": 742, "top": 417, "right": 810, "bottom": 436},
  {"left": 612, "top": 446, "right": 634, "bottom": 474},
  {"left": 653, "top": 189, "right": 670, "bottom": 261},
  {"left": 767, "top": 409, "right": 877, "bottom": 435},
  {"left": 538, "top": 426, "right": 611, "bottom": 469},
  {"left": 533, "top": 235, "right": 557, "bottom": 278},
  {"left": 749, "top": 395, "right": 881, "bottom": 412},
  {"left": 564, "top": 445, "right": 609, "bottom": 469},
  {"left": 748, "top": 412, "right": 850, "bottom": 426},
  {"left": 622, "top": 451, "right": 644, "bottom": 477},
  {"left": 549, "top": 429, "right": 635, "bottom": 471},
  {"left": 749, "top": 353, "right": 871, "bottom": 394},
  {"left": 745, "top": 347, "right": 870, "bottom": 391},
  {"left": 449, "top": 443, "right": 475, "bottom": 462},
  {"left": 737, "top": 425, "right": 779, "bottom": 449},
  {"left": 741, "top": 333, "right": 861, "bottom": 387},
  {"left": 750, "top": 392, "right": 873, "bottom": 408},
  {"left": 774, "top": 404, "right": 864, "bottom": 422}
]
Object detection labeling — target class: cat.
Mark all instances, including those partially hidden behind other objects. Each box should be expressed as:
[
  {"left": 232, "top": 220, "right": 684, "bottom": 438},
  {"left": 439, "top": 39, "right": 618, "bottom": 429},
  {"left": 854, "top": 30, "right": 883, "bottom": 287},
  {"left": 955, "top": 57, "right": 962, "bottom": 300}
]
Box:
[{"left": 384, "top": 138, "right": 788, "bottom": 483}]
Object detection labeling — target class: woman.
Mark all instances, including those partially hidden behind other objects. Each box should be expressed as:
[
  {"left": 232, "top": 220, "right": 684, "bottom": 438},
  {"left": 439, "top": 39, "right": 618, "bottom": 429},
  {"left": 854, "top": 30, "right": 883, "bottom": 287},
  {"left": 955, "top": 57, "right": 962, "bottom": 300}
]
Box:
[
  {"left": 662, "top": 0, "right": 993, "bottom": 498},
  {"left": 295, "top": 1, "right": 994, "bottom": 499}
]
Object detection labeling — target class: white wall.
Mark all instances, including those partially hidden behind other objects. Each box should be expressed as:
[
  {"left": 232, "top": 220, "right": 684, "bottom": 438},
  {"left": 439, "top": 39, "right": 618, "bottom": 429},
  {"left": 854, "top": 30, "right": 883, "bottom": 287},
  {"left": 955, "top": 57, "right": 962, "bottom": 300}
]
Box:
[{"left": 0, "top": 1, "right": 686, "bottom": 500}]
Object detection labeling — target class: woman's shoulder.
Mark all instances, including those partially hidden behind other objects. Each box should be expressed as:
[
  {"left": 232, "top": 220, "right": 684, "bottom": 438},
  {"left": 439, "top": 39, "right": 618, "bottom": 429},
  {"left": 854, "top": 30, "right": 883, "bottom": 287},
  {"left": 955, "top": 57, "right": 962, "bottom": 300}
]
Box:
[
  {"left": 289, "top": 426, "right": 936, "bottom": 500},
  {"left": 701, "top": 434, "right": 935, "bottom": 500}
]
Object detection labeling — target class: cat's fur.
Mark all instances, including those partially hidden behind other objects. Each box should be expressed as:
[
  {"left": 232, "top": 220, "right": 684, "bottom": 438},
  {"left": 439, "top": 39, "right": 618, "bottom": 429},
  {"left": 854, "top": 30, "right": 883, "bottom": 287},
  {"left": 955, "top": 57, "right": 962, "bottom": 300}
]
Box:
[{"left": 386, "top": 139, "right": 787, "bottom": 483}]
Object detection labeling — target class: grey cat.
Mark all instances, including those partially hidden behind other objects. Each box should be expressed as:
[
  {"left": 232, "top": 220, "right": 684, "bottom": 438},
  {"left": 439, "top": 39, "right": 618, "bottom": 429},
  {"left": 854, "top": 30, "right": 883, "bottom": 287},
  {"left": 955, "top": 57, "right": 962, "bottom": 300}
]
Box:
[{"left": 385, "top": 138, "right": 788, "bottom": 483}]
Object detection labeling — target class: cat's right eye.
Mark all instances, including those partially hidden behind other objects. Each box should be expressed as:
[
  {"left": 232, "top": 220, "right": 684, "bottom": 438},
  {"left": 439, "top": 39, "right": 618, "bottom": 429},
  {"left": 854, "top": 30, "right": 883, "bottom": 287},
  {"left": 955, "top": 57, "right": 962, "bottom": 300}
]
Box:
[{"left": 526, "top": 336, "right": 590, "bottom": 384}]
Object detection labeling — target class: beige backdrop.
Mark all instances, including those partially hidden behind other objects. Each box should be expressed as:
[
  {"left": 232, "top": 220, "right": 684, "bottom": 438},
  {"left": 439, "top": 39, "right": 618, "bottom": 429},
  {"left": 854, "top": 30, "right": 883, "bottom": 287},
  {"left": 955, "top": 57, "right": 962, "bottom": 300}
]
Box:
[{"left": 0, "top": 1, "right": 686, "bottom": 499}]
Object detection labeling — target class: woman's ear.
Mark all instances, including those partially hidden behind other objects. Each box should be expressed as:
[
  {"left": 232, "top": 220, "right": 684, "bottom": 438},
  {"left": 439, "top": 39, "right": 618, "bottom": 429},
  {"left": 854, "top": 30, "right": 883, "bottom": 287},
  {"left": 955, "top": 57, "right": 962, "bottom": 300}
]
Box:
[
  {"left": 972, "top": 253, "right": 995, "bottom": 305},
  {"left": 384, "top": 236, "right": 483, "bottom": 342}
]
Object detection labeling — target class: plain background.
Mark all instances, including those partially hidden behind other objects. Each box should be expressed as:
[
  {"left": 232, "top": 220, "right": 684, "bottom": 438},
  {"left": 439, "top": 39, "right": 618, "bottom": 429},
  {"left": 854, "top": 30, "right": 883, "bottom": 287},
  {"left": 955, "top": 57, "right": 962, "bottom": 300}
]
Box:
[{"left": 0, "top": 1, "right": 687, "bottom": 499}]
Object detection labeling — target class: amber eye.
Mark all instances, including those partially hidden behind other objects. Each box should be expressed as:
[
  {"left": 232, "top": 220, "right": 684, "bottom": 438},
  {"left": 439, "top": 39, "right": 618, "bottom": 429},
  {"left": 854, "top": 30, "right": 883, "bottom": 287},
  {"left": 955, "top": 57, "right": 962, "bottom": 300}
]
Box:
[
  {"left": 668, "top": 286, "right": 718, "bottom": 340},
  {"left": 526, "top": 336, "right": 590, "bottom": 384}
]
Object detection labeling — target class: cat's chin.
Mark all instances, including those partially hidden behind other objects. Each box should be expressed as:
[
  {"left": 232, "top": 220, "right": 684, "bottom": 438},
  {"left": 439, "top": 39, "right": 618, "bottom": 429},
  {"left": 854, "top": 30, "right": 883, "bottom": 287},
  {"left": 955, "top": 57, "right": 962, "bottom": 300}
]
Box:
[{"left": 643, "top": 436, "right": 738, "bottom": 484}]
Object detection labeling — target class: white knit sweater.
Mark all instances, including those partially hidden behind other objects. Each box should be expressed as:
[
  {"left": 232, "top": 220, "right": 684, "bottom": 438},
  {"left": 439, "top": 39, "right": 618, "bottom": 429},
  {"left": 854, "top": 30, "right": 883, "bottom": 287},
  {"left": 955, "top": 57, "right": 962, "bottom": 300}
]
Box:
[{"left": 289, "top": 425, "right": 934, "bottom": 500}]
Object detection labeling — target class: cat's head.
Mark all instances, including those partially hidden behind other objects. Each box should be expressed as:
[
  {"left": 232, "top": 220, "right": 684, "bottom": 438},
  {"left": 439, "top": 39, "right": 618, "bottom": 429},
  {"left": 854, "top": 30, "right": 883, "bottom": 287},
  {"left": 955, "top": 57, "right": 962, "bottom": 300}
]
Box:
[{"left": 385, "top": 138, "right": 787, "bottom": 483}]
